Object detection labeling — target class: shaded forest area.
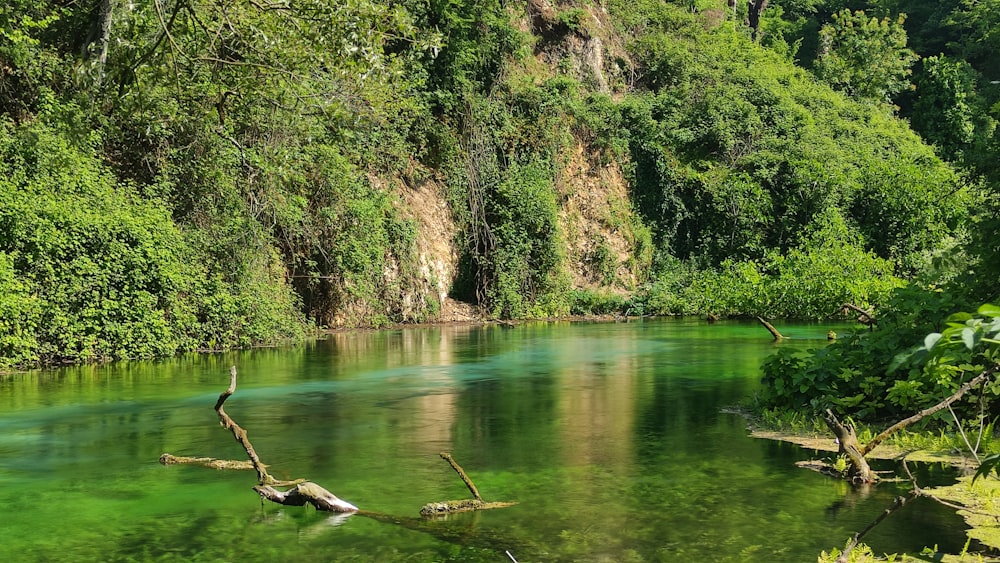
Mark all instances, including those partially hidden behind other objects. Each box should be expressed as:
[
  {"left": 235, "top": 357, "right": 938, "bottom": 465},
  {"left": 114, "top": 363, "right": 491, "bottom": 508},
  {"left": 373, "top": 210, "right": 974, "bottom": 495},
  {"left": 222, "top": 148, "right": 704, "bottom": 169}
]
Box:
[{"left": 1, "top": 0, "right": 997, "bottom": 369}]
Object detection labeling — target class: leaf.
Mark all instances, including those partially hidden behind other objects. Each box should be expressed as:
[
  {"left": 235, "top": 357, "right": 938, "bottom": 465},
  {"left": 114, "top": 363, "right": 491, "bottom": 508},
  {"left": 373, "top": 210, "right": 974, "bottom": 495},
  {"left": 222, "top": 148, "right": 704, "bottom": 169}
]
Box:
[
  {"left": 974, "top": 453, "right": 1000, "bottom": 483},
  {"left": 962, "top": 326, "right": 980, "bottom": 350},
  {"left": 979, "top": 304, "right": 1000, "bottom": 317},
  {"left": 947, "top": 312, "right": 973, "bottom": 323},
  {"left": 924, "top": 332, "right": 942, "bottom": 350}
]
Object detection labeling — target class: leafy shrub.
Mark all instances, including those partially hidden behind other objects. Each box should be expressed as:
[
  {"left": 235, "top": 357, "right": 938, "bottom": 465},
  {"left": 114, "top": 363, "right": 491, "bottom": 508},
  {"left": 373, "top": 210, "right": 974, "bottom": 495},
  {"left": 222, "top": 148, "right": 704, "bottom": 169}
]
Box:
[
  {"left": 0, "top": 120, "right": 305, "bottom": 368},
  {"left": 570, "top": 289, "right": 629, "bottom": 316},
  {"left": 484, "top": 160, "right": 570, "bottom": 319},
  {"left": 758, "top": 286, "right": 992, "bottom": 423},
  {"left": 642, "top": 209, "right": 902, "bottom": 319}
]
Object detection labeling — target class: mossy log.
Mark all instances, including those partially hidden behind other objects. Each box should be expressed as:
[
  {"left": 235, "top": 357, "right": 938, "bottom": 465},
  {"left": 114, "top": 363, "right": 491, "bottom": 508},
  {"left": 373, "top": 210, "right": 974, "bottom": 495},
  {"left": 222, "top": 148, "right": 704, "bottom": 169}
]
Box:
[
  {"left": 158, "top": 453, "right": 257, "bottom": 471},
  {"left": 823, "top": 409, "right": 877, "bottom": 484},
  {"left": 419, "top": 452, "right": 518, "bottom": 516}
]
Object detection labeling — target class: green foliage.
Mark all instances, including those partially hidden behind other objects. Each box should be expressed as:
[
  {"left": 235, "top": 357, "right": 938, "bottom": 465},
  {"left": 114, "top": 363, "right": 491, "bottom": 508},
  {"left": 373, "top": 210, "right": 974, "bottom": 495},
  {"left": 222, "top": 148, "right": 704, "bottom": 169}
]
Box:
[
  {"left": 813, "top": 10, "right": 918, "bottom": 103},
  {"left": 569, "top": 289, "right": 630, "bottom": 316},
  {"left": 642, "top": 208, "right": 903, "bottom": 319},
  {"left": 0, "top": 3, "right": 66, "bottom": 121},
  {"left": 402, "top": 0, "right": 526, "bottom": 114},
  {"left": 759, "top": 285, "right": 998, "bottom": 423},
  {"left": 484, "top": 160, "right": 570, "bottom": 319},
  {"left": 614, "top": 17, "right": 966, "bottom": 273},
  {"left": 0, "top": 120, "right": 306, "bottom": 368},
  {"left": 910, "top": 55, "right": 981, "bottom": 159},
  {"left": 0, "top": 0, "right": 991, "bottom": 369}
]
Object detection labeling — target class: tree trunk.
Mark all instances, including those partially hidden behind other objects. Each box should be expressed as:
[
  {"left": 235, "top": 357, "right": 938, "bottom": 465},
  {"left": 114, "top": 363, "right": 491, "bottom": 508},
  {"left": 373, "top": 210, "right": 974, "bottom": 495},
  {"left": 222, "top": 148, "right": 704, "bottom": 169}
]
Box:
[
  {"left": 824, "top": 409, "right": 876, "bottom": 484},
  {"left": 747, "top": 0, "right": 768, "bottom": 42},
  {"left": 756, "top": 316, "right": 785, "bottom": 341}
]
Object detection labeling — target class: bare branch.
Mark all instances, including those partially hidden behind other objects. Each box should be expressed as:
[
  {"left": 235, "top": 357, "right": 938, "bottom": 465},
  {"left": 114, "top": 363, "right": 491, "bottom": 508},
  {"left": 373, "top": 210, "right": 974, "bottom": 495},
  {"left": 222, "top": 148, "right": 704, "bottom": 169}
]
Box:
[
  {"left": 215, "top": 366, "right": 273, "bottom": 485},
  {"left": 440, "top": 452, "right": 483, "bottom": 501},
  {"left": 836, "top": 493, "right": 915, "bottom": 563},
  {"left": 861, "top": 365, "right": 998, "bottom": 457},
  {"left": 756, "top": 316, "right": 785, "bottom": 341}
]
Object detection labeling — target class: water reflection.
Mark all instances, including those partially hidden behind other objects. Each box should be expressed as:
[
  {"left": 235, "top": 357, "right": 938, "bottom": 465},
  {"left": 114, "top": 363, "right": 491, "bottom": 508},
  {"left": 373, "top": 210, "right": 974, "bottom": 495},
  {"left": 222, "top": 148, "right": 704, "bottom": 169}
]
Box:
[{"left": 0, "top": 318, "right": 971, "bottom": 562}]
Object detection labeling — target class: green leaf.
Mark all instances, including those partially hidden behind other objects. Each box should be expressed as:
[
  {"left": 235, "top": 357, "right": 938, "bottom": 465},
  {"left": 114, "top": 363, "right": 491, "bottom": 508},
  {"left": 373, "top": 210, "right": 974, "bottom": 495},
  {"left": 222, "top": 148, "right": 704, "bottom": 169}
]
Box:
[
  {"left": 947, "top": 312, "right": 973, "bottom": 323},
  {"left": 961, "top": 327, "right": 977, "bottom": 350},
  {"left": 979, "top": 304, "right": 1000, "bottom": 317},
  {"left": 974, "top": 453, "right": 1000, "bottom": 483},
  {"left": 924, "top": 332, "right": 942, "bottom": 350}
]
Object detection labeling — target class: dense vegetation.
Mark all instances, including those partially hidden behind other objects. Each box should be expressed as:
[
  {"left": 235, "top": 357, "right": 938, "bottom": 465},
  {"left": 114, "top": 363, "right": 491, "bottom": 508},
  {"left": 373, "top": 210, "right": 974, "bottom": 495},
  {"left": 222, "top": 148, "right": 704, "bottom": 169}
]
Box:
[
  {"left": 752, "top": 0, "right": 1000, "bottom": 435},
  {"left": 1, "top": 0, "right": 997, "bottom": 370}
]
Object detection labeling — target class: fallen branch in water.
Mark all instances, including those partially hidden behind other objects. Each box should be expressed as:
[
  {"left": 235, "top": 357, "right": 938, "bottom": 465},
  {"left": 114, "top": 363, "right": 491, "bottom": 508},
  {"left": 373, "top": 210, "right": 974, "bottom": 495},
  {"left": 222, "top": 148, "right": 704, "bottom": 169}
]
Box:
[
  {"left": 158, "top": 453, "right": 256, "bottom": 471},
  {"left": 838, "top": 303, "right": 877, "bottom": 328},
  {"left": 162, "top": 366, "right": 517, "bottom": 518},
  {"left": 835, "top": 493, "right": 915, "bottom": 563},
  {"left": 832, "top": 458, "right": 997, "bottom": 562},
  {"left": 163, "top": 366, "right": 358, "bottom": 512},
  {"left": 756, "top": 316, "right": 785, "bottom": 341},
  {"left": 815, "top": 365, "right": 999, "bottom": 485},
  {"left": 419, "top": 452, "right": 518, "bottom": 516}
]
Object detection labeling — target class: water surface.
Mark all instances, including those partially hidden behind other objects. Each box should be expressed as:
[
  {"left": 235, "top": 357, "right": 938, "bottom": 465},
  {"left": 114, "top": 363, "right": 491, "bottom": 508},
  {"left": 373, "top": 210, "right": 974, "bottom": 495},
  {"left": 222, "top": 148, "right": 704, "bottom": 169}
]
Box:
[{"left": 0, "top": 318, "right": 965, "bottom": 561}]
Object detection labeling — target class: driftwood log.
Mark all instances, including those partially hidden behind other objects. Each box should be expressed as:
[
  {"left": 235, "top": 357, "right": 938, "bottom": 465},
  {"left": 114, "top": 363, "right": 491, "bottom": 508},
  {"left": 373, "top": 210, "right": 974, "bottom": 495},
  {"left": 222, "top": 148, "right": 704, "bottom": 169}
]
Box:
[
  {"left": 161, "top": 366, "right": 515, "bottom": 518},
  {"left": 756, "top": 316, "right": 785, "bottom": 341},
  {"left": 420, "top": 452, "right": 518, "bottom": 516},
  {"left": 158, "top": 453, "right": 256, "bottom": 471},
  {"left": 821, "top": 364, "right": 999, "bottom": 484}
]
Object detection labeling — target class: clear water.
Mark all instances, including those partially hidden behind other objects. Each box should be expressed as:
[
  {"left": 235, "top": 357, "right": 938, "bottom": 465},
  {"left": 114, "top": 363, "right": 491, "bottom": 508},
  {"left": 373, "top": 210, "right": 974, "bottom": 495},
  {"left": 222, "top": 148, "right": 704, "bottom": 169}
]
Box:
[{"left": 0, "top": 318, "right": 966, "bottom": 562}]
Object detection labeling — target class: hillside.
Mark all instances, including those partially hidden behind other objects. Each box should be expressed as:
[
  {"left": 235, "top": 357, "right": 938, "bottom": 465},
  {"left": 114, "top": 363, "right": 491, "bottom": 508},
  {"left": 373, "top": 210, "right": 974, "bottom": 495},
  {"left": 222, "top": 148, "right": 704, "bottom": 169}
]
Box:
[{"left": 0, "top": 0, "right": 995, "bottom": 368}]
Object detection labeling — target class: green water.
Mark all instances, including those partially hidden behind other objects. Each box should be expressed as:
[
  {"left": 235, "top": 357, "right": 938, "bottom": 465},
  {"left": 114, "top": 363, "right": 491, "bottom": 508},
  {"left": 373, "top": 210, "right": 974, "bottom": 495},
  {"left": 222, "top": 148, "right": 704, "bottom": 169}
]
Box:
[{"left": 0, "top": 318, "right": 966, "bottom": 562}]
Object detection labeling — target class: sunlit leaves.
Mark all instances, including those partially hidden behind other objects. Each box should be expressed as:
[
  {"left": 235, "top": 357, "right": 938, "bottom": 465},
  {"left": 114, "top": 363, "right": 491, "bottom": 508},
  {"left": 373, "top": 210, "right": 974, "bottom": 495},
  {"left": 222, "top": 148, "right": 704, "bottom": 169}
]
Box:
[{"left": 813, "top": 10, "right": 917, "bottom": 104}]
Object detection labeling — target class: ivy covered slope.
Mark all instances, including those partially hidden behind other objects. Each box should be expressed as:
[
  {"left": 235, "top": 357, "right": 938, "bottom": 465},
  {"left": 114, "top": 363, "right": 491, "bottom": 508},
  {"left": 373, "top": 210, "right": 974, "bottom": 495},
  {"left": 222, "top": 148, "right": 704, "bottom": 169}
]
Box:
[
  {"left": 0, "top": 0, "right": 982, "bottom": 368},
  {"left": 755, "top": 0, "right": 1000, "bottom": 429}
]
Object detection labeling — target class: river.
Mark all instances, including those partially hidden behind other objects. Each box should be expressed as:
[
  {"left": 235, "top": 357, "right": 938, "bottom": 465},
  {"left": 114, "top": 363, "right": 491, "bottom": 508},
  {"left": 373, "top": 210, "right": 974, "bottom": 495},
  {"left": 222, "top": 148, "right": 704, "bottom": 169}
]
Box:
[{"left": 0, "top": 318, "right": 966, "bottom": 561}]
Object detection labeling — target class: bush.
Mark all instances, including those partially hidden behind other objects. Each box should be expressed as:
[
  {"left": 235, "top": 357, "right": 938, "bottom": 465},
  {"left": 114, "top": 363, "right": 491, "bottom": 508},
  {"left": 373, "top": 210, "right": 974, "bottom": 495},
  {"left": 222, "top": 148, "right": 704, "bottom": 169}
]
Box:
[{"left": 0, "top": 120, "right": 305, "bottom": 368}]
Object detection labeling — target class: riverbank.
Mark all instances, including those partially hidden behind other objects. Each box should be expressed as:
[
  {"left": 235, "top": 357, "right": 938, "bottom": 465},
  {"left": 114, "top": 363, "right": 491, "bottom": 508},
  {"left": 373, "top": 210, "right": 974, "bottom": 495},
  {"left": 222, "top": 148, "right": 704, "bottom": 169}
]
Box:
[{"left": 751, "top": 428, "right": 1000, "bottom": 561}]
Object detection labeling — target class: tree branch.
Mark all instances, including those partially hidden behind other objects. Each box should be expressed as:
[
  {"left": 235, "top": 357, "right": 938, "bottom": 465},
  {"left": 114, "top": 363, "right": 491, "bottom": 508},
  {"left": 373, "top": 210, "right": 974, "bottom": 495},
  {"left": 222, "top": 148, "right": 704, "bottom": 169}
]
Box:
[
  {"left": 440, "top": 452, "right": 483, "bottom": 501},
  {"left": 861, "top": 365, "right": 998, "bottom": 457},
  {"left": 756, "top": 316, "right": 785, "bottom": 340},
  {"left": 215, "top": 366, "right": 274, "bottom": 485},
  {"left": 836, "top": 493, "right": 915, "bottom": 563}
]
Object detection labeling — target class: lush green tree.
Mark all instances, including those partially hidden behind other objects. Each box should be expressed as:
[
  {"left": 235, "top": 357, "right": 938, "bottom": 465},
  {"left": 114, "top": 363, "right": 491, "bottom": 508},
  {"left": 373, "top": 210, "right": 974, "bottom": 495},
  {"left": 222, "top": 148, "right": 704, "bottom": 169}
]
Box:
[
  {"left": 908, "top": 55, "right": 982, "bottom": 160},
  {"left": 0, "top": 119, "right": 306, "bottom": 368},
  {"left": 813, "top": 9, "right": 918, "bottom": 103},
  {"left": 946, "top": 0, "right": 1000, "bottom": 80}
]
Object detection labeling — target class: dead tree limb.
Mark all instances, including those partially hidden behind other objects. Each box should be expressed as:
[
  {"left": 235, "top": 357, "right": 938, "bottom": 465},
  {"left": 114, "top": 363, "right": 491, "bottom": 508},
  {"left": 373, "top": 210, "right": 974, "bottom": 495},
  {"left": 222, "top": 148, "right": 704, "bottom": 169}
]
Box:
[
  {"left": 440, "top": 452, "right": 483, "bottom": 501},
  {"left": 839, "top": 303, "right": 876, "bottom": 328},
  {"left": 215, "top": 366, "right": 275, "bottom": 486},
  {"left": 163, "top": 366, "right": 358, "bottom": 513},
  {"left": 861, "top": 365, "right": 998, "bottom": 457},
  {"left": 834, "top": 458, "right": 998, "bottom": 563},
  {"left": 824, "top": 410, "right": 876, "bottom": 484},
  {"left": 419, "top": 452, "right": 517, "bottom": 516},
  {"left": 819, "top": 365, "right": 998, "bottom": 485},
  {"left": 835, "top": 493, "right": 916, "bottom": 563},
  {"left": 165, "top": 367, "right": 520, "bottom": 518},
  {"left": 158, "top": 453, "right": 257, "bottom": 471},
  {"left": 756, "top": 316, "right": 785, "bottom": 341}
]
